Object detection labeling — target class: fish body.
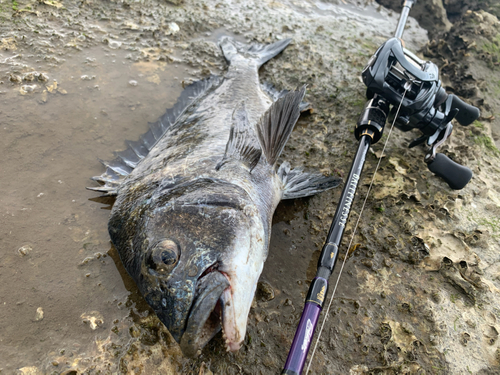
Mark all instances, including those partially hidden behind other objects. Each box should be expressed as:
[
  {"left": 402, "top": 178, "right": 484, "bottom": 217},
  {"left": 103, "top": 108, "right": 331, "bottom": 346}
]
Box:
[{"left": 89, "top": 37, "right": 340, "bottom": 357}]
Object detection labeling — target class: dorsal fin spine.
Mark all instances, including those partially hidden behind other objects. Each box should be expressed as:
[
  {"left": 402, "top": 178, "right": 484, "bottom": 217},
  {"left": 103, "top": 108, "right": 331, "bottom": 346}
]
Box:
[{"left": 88, "top": 76, "right": 222, "bottom": 195}]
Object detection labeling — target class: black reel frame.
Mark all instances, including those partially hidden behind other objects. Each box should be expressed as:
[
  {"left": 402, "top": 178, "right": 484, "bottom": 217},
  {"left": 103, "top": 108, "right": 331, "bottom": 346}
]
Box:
[{"left": 358, "top": 0, "right": 480, "bottom": 189}]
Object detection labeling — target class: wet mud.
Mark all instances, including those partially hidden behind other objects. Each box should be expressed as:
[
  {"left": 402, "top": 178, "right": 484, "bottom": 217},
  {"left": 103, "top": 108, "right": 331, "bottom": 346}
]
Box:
[{"left": 1, "top": 0, "right": 500, "bottom": 374}]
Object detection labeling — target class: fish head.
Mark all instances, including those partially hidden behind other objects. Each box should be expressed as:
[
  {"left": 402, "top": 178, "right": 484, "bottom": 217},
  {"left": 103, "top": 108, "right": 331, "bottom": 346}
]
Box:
[{"left": 114, "top": 179, "right": 267, "bottom": 357}]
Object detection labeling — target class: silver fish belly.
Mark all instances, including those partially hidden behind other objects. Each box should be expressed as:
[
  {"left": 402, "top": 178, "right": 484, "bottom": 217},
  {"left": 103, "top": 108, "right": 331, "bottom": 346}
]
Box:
[{"left": 89, "top": 36, "right": 341, "bottom": 357}]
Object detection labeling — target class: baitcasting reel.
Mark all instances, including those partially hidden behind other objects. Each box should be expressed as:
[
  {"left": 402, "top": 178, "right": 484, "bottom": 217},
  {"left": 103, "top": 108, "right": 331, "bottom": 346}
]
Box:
[{"left": 356, "top": 35, "right": 480, "bottom": 189}]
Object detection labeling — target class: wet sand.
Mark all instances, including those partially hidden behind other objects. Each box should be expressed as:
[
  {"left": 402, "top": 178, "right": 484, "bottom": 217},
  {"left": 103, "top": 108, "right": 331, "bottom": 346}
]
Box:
[{"left": 0, "top": 46, "right": 189, "bottom": 371}]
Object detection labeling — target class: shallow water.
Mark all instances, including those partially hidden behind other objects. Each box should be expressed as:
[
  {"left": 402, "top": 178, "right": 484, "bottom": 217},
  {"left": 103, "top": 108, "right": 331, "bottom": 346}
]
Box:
[{"left": 0, "top": 44, "right": 191, "bottom": 371}]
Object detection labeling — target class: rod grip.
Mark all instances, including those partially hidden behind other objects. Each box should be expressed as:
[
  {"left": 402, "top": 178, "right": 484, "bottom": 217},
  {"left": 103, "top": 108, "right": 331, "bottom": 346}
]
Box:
[
  {"left": 282, "top": 302, "right": 322, "bottom": 375},
  {"left": 427, "top": 153, "right": 472, "bottom": 190},
  {"left": 450, "top": 94, "right": 480, "bottom": 126}
]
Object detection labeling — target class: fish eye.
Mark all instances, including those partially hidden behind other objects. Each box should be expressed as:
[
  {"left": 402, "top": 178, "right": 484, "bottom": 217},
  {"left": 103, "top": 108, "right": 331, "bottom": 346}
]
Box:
[{"left": 147, "top": 239, "right": 180, "bottom": 272}]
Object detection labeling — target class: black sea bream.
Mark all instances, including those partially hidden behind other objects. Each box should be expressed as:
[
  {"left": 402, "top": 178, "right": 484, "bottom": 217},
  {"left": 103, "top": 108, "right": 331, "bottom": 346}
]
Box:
[{"left": 89, "top": 37, "right": 340, "bottom": 357}]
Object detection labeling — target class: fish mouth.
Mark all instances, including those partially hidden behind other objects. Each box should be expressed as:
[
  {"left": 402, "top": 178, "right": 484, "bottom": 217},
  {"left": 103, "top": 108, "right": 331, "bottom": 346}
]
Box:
[{"left": 180, "top": 264, "right": 236, "bottom": 357}]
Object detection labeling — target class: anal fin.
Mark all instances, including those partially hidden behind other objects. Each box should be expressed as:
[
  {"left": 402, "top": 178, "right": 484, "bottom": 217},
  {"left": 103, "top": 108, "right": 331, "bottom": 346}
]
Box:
[{"left": 216, "top": 102, "right": 261, "bottom": 172}]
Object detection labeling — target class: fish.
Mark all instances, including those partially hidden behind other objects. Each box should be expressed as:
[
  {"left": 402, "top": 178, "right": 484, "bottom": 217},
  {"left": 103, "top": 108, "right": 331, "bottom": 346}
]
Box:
[{"left": 88, "top": 36, "right": 341, "bottom": 357}]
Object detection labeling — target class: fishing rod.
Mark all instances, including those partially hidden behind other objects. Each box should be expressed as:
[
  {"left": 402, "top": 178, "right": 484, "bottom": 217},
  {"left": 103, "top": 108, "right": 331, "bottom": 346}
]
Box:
[{"left": 282, "top": 1, "right": 480, "bottom": 373}]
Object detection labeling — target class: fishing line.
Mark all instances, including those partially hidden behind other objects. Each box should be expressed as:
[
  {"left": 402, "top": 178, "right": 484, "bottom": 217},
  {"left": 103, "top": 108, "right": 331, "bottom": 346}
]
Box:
[{"left": 305, "top": 84, "right": 411, "bottom": 374}]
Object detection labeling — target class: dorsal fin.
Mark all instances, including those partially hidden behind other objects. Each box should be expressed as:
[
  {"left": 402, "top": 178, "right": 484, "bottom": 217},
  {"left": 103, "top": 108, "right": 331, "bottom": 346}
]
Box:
[
  {"left": 87, "top": 76, "right": 222, "bottom": 195},
  {"left": 255, "top": 86, "right": 306, "bottom": 166},
  {"left": 215, "top": 102, "right": 262, "bottom": 172}
]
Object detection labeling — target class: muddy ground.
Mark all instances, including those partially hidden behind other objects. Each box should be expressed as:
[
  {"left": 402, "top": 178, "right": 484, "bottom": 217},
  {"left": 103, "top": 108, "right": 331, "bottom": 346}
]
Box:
[{"left": 1, "top": 0, "right": 499, "bottom": 374}]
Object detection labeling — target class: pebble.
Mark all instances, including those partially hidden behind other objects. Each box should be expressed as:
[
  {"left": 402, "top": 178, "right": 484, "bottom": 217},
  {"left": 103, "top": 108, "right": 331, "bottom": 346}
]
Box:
[
  {"left": 102, "top": 37, "right": 122, "bottom": 49},
  {"left": 46, "top": 81, "right": 58, "bottom": 93},
  {"left": 81, "top": 311, "right": 104, "bottom": 329},
  {"left": 361, "top": 259, "right": 374, "bottom": 269},
  {"left": 79, "top": 256, "right": 94, "bottom": 265},
  {"left": 9, "top": 74, "right": 22, "bottom": 83},
  {"left": 23, "top": 72, "right": 37, "bottom": 81},
  {"left": 257, "top": 280, "right": 275, "bottom": 301},
  {"left": 165, "top": 22, "right": 180, "bottom": 35},
  {"left": 38, "top": 73, "right": 49, "bottom": 82},
  {"left": 108, "top": 40, "right": 122, "bottom": 49},
  {"left": 17, "top": 367, "right": 41, "bottom": 375},
  {"left": 18, "top": 245, "right": 32, "bottom": 256},
  {"left": 20, "top": 84, "right": 37, "bottom": 95},
  {"left": 35, "top": 307, "right": 44, "bottom": 321},
  {"left": 128, "top": 80, "right": 138, "bottom": 87}
]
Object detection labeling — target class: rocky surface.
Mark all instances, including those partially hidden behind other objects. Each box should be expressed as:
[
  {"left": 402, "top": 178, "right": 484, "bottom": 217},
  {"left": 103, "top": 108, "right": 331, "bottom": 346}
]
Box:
[
  {"left": 1, "top": 0, "right": 500, "bottom": 374},
  {"left": 376, "top": 0, "right": 500, "bottom": 35},
  {"left": 376, "top": 0, "right": 452, "bottom": 35}
]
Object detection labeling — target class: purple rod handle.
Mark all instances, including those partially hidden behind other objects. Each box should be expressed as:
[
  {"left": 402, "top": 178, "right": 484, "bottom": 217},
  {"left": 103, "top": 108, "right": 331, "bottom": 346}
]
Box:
[{"left": 282, "top": 294, "right": 323, "bottom": 374}]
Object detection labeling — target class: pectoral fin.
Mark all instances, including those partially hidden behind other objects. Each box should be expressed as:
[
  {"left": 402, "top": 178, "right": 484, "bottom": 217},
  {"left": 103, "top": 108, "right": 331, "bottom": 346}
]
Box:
[{"left": 278, "top": 161, "right": 341, "bottom": 199}]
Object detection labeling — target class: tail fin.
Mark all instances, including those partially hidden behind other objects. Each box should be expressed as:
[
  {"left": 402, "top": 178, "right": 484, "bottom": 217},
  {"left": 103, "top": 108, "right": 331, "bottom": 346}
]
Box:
[{"left": 219, "top": 37, "right": 292, "bottom": 68}]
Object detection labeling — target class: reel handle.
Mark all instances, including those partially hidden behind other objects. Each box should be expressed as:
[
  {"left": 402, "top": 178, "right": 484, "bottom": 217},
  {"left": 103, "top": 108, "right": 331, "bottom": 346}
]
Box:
[
  {"left": 426, "top": 153, "right": 472, "bottom": 190},
  {"left": 449, "top": 94, "right": 480, "bottom": 126}
]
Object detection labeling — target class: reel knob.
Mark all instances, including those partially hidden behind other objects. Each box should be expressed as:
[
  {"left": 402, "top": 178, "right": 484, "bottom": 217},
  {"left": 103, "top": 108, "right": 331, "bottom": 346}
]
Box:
[
  {"left": 449, "top": 94, "right": 481, "bottom": 126},
  {"left": 426, "top": 153, "right": 473, "bottom": 190}
]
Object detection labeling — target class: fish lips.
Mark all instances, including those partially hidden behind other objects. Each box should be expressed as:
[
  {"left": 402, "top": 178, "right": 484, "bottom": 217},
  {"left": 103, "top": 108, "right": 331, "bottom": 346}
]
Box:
[{"left": 180, "top": 269, "right": 230, "bottom": 357}]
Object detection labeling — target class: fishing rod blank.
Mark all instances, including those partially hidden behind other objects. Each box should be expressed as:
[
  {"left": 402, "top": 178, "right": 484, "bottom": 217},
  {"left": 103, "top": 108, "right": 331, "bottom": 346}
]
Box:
[{"left": 282, "top": 95, "right": 389, "bottom": 374}]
